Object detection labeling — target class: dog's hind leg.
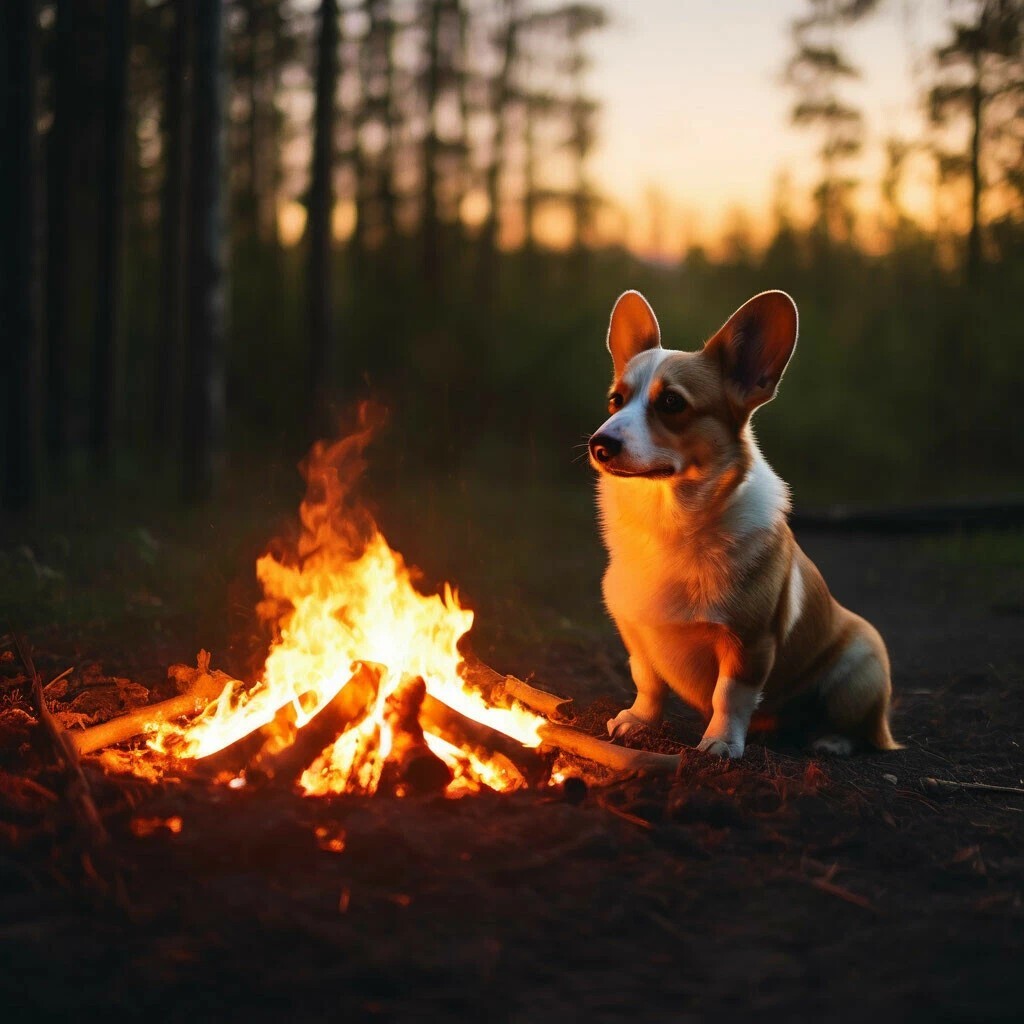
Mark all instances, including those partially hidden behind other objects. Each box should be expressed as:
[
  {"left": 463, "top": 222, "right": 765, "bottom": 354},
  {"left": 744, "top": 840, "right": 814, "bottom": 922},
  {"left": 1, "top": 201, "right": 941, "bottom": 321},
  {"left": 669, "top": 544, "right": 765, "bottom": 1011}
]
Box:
[{"left": 814, "top": 617, "right": 900, "bottom": 752}]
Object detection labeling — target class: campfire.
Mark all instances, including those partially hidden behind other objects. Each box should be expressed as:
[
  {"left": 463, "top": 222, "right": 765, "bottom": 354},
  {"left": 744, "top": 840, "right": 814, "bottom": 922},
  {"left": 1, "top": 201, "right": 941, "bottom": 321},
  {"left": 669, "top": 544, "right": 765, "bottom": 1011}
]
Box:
[{"left": 65, "top": 412, "right": 681, "bottom": 795}]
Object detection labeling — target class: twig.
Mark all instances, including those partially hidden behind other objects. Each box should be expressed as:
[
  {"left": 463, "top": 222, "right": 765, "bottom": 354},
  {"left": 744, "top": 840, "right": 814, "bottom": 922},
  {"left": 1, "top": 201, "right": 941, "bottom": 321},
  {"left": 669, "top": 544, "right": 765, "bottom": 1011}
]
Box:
[
  {"left": 597, "top": 797, "right": 654, "bottom": 830},
  {"left": 46, "top": 666, "right": 74, "bottom": 689},
  {"left": 922, "top": 777, "right": 1024, "bottom": 797},
  {"left": 12, "top": 632, "right": 126, "bottom": 905},
  {"left": 809, "top": 877, "right": 880, "bottom": 914}
]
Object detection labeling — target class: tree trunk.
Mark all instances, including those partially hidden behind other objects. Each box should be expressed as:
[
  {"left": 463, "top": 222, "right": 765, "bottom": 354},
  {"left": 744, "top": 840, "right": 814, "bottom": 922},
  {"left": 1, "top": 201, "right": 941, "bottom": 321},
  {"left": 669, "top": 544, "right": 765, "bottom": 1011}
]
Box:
[
  {"left": 522, "top": 93, "right": 539, "bottom": 266},
  {"left": 422, "top": 0, "right": 443, "bottom": 297},
  {"left": 248, "top": 0, "right": 280, "bottom": 247},
  {"left": 45, "top": 0, "right": 75, "bottom": 474},
  {"left": 183, "top": 0, "right": 228, "bottom": 500},
  {"left": 377, "top": 2, "right": 398, "bottom": 246},
  {"left": 966, "top": 49, "right": 984, "bottom": 285},
  {"left": 308, "top": 0, "right": 340, "bottom": 430},
  {"left": 89, "top": 0, "right": 129, "bottom": 474},
  {"left": 1, "top": 0, "right": 42, "bottom": 512},
  {"left": 451, "top": 0, "right": 472, "bottom": 230},
  {"left": 156, "top": 0, "right": 192, "bottom": 455},
  {"left": 480, "top": 0, "right": 518, "bottom": 301},
  {"left": 355, "top": 0, "right": 398, "bottom": 254}
]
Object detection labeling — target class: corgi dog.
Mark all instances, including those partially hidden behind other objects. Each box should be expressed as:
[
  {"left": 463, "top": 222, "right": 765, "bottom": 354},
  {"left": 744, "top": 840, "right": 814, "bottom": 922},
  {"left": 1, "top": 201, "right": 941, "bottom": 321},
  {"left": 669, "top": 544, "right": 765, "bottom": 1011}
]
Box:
[{"left": 589, "top": 290, "right": 898, "bottom": 758}]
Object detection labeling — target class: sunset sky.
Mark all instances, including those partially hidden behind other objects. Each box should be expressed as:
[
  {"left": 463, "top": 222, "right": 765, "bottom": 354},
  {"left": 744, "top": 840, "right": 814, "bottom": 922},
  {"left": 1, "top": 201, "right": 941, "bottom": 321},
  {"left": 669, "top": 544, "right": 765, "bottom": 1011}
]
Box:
[{"left": 588, "top": 0, "right": 948, "bottom": 257}]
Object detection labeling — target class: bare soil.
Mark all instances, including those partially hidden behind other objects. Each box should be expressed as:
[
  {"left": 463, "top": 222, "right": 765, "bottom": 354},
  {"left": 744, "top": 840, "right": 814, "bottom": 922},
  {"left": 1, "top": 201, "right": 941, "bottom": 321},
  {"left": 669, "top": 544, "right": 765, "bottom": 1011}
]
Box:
[{"left": 1, "top": 528, "right": 1022, "bottom": 1023}]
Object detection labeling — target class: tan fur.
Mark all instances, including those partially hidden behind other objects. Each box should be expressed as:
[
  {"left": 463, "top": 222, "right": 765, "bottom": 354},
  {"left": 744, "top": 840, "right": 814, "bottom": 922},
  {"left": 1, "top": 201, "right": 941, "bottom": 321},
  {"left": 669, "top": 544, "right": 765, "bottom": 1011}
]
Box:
[{"left": 592, "top": 290, "right": 899, "bottom": 757}]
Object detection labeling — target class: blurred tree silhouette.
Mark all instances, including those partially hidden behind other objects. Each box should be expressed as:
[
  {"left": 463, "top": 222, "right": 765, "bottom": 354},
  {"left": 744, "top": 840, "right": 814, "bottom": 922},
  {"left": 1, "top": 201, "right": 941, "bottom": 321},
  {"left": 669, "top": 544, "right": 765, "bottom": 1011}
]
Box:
[
  {"left": 785, "top": 0, "right": 880, "bottom": 251},
  {"left": 928, "top": 0, "right": 1024, "bottom": 282},
  {"left": 308, "top": 0, "right": 340, "bottom": 430}
]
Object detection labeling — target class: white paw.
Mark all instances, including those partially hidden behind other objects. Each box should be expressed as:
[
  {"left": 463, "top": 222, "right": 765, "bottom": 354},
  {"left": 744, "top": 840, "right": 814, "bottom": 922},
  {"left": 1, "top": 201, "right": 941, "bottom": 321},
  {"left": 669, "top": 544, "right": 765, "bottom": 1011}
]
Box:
[
  {"left": 607, "top": 708, "right": 655, "bottom": 740},
  {"left": 697, "top": 734, "right": 745, "bottom": 759},
  {"left": 812, "top": 735, "right": 854, "bottom": 756}
]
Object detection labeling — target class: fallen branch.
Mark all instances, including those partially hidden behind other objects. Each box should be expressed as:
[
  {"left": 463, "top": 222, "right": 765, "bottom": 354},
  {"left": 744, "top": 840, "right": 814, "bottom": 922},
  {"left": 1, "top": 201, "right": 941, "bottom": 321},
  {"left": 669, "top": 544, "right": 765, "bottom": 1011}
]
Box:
[
  {"left": 922, "top": 777, "right": 1024, "bottom": 797},
  {"left": 538, "top": 722, "right": 681, "bottom": 775},
  {"left": 13, "top": 632, "right": 126, "bottom": 904},
  {"left": 419, "top": 692, "right": 553, "bottom": 787},
  {"left": 68, "top": 668, "right": 229, "bottom": 756}
]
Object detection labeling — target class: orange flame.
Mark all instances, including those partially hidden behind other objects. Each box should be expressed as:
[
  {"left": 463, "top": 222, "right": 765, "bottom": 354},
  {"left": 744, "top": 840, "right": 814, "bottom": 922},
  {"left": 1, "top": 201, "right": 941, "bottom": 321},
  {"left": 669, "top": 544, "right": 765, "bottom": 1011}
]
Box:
[{"left": 150, "top": 411, "right": 544, "bottom": 795}]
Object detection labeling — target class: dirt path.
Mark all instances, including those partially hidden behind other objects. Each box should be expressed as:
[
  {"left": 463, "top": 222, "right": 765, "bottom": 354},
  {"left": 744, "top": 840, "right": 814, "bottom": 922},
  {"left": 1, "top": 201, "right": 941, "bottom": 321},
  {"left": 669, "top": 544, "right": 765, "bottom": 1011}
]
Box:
[{"left": 1, "top": 529, "right": 1022, "bottom": 1022}]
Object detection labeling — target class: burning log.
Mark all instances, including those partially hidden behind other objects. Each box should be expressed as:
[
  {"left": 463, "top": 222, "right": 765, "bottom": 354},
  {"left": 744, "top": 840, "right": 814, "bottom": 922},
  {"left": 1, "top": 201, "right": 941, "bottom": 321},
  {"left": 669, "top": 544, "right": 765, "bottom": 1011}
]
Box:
[
  {"left": 68, "top": 655, "right": 231, "bottom": 756},
  {"left": 419, "top": 692, "right": 553, "bottom": 787},
  {"left": 380, "top": 677, "right": 453, "bottom": 795},
  {"left": 384, "top": 677, "right": 453, "bottom": 793},
  {"left": 256, "top": 662, "right": 383, "bottom": 785}
]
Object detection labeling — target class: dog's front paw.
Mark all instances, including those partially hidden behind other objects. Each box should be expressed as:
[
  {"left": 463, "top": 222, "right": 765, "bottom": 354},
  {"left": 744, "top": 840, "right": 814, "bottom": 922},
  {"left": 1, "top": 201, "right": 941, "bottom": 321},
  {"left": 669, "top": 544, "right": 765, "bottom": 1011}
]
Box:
[
  {"left": 697, "top": 733, "right": 745, "bottom": 759},
  {"left": 607, "top": 708, "right": 654, "bottom": 741}
]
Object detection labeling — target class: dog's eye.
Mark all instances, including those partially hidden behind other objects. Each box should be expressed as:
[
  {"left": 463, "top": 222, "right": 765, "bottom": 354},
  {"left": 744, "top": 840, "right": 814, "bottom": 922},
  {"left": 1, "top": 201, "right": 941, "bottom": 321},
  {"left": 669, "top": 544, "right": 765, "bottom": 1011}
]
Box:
[
  {"left": 608, "top": 393, "right": 624, "bottom": 412},
  {"left": 656, "top": 390, "right": 687, "bottom": 414}
]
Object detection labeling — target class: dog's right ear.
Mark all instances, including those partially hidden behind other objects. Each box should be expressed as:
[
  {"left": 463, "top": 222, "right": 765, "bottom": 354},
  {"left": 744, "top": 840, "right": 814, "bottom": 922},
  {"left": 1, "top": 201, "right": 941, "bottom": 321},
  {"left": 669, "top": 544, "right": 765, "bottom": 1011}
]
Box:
[{"left": 607, "top": 291, "right": 661, "bottom": 378}]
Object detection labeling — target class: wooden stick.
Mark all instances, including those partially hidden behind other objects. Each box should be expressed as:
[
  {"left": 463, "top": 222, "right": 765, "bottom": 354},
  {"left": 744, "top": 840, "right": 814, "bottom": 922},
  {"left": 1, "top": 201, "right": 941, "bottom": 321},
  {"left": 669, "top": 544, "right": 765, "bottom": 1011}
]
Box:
[
  {"left": 419, "top": 692, "right": 553, "bottom": 787},
  {"left": 68, "top": 668, "right": 228, "bottom": 755},
  {"left": 462, "top": 659, "right": 574, "bottom": 722},
  {"left": 255, "top": 662, "right": 383, "bottom": 784},
  {"left": 499, "top": 677, "right": 574, "bottom": 723},
  {"left": 465, "top": 661, "right": 677, "bottom": 774},
  {"left": 922, "top": 777, "right": 1024, "bottom": 796},
  {"left": 538, "top": 722, "right": 681, "bottom": 775}
]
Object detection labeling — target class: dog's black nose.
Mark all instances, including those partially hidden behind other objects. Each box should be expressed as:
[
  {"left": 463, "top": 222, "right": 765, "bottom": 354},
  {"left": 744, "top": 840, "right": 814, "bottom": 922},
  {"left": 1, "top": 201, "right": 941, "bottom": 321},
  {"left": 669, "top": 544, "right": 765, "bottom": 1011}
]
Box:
[{"left": 589, "top": 434, "right": 622, "bottom": 463}]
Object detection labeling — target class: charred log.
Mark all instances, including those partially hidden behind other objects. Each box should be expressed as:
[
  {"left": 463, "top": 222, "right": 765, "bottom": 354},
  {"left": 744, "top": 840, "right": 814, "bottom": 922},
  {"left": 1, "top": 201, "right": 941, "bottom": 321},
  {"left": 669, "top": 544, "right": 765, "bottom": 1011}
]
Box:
[
  {"left": 255, "top": 662, "right": 383, "bottom": 785},
  {"left": 419, "top": 692, "right": 552, "bottom": 787},
  {"left": 380, "top": 676, "right": 452, "bottom": 796}
]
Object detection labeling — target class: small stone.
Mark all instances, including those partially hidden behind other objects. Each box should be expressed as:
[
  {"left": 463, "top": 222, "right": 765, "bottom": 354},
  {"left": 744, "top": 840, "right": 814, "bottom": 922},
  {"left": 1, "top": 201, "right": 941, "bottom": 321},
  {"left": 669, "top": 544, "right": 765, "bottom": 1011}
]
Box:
[{"left": 882, "top": 773, "right": 898, "bottom": 785}]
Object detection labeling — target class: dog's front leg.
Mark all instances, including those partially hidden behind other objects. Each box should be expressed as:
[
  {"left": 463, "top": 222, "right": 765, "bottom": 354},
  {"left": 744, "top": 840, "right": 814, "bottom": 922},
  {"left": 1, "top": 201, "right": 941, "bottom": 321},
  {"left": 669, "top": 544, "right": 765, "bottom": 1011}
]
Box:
[
  {"left": 608, "top": 635, "right": 667, "bottom": 740},
  {"left": 698, "top": 643, "right": 773, "bottom": 759}
]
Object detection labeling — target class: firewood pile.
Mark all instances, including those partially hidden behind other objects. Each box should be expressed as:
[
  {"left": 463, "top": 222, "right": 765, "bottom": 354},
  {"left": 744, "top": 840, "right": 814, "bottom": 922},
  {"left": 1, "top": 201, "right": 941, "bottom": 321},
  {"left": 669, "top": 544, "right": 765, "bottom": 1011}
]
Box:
[{"left": 0, "top": 629, "right": 691, "bottom": 899}]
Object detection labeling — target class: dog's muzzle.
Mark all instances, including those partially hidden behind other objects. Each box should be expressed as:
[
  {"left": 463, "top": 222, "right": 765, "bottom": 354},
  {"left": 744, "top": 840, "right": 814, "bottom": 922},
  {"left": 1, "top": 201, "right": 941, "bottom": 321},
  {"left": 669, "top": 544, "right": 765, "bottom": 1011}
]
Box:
[{"left": 589, "top": 434, "right": 622, "bottom": 464}]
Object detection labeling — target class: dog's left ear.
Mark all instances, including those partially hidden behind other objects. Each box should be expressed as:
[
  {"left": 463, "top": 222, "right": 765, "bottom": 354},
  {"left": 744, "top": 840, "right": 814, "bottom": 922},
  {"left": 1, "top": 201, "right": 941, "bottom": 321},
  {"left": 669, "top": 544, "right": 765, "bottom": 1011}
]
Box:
[
  {"left": 704, "top": 290, "right": 798, "bottom": 417},
  {"left": 607, "top": 291, "right": 661, "bottom": 378}
]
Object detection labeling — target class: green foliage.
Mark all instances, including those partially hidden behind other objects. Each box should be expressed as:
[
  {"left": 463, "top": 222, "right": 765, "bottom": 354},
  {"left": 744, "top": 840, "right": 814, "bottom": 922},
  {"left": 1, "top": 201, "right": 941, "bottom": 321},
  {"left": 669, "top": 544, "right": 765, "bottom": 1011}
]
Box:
[{"left": 208, "top": 221, "right": 1022, "bottom": 506}]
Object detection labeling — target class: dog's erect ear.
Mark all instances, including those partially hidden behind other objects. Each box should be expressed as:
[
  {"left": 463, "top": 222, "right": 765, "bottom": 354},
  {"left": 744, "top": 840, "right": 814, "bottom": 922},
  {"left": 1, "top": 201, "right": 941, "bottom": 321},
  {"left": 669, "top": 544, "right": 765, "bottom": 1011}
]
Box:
[
  {"left": 704, "top": 290, "right": 798, "bottom": 417},
  {"left": 607, "top": 291, "right": 661, "bottom": 378}
]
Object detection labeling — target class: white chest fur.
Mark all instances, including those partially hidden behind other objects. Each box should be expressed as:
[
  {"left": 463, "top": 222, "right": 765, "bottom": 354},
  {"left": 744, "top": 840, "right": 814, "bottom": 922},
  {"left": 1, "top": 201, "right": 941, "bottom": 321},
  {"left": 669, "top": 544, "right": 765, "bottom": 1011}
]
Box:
[{"left": 597, "top": 443, "right": 790, "bottom": 630}]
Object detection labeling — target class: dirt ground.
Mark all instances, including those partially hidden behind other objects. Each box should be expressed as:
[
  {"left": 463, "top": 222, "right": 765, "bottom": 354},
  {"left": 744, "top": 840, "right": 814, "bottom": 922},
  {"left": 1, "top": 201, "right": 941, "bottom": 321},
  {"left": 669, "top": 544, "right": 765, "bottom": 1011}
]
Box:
[{"left": 1, "top": 520, "right": 1022, "bottom": 1023}]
